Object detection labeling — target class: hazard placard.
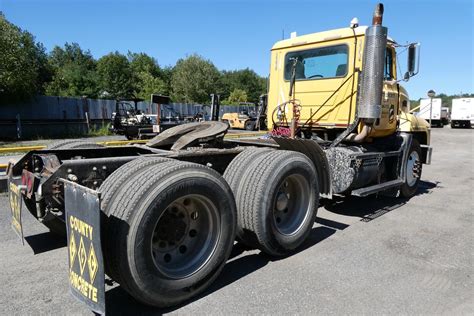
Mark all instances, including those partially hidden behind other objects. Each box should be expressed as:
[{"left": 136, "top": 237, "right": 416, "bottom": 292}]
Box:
[{"left": 63, "top": 180, "right": 105, "bottom": 315}]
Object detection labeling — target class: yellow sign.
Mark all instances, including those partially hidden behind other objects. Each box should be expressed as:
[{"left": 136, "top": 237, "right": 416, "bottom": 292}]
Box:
[
  {"left": 78, "top": 236, "right": 87, "bottom": 275},
  {"left": 69, "top": 215, "right": 94, "bottom": 240},
  {"left": 69, "top": 270, "right": 98, "bottom": 303},
  {"left": 9, "top": 183, "right": 21, "bottom": 227},
  {"left": 69, "top": 231, "right": 77, "bottom": 265},
  {"left": 9, "top": 182, "right": 23, "bottom": 241},
  {"left": 68, "top": 214, "right": 101, "bottom": 303},
  {"left": 88, "top": 243, "right": 98, "bottom": 284}
]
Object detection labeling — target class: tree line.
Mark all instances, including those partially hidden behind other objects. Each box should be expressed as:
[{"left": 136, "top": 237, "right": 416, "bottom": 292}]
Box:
[
  {"left": 0, "top": 12, "right": 266, "bottom": 105},
  {"left": 410, "top": 93, "right": 474, "bottom": 110}
]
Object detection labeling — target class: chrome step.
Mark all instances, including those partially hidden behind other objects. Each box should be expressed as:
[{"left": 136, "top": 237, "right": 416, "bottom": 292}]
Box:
[{"left": 351, "top": 179, "right": 404, "bottom": 197}]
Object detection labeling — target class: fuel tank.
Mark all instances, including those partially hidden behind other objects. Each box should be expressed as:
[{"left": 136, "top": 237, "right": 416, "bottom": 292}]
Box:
[{"left": 325, "top": 146, "right": 381, "bottom": 194}]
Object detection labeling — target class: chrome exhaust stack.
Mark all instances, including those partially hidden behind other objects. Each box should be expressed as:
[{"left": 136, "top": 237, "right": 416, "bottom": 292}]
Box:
[{"left": 357, "top": 3, "right": 388, "bottom": 124}]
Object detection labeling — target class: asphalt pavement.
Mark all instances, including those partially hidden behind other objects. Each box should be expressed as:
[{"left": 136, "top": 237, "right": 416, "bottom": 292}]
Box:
[{"left": 0, "top": 127, "right": 472, "bottom": 315}]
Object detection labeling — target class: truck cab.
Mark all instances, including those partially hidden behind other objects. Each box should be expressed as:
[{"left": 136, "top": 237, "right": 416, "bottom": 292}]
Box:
[{"left": 267, "top": 25, "right": 430, "bottom": 148}]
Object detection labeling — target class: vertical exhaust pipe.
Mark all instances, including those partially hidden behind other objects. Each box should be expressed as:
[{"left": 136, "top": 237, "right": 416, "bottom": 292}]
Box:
[
  {"left": 372, "top": 3, "right": 384, "bottom": 25},
  {"left": 357, "top": 3, "right": 388, "bottom": 124}
]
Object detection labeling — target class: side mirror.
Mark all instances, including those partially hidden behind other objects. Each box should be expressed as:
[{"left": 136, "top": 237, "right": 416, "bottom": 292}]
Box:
[{"left": 404, "top": 43, "right": 420, "bottom": 80}]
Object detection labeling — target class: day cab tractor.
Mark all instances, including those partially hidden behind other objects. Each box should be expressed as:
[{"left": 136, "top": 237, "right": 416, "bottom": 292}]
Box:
[{"left": 6, "top": 3, "right": 432, "bottom": 313}]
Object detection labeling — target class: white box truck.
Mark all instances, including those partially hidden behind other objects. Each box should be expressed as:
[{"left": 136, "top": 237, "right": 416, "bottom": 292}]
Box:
[
  {"left": 419, "top": 98, "right": 443, "bottom": 127},
  {"left": 451, "top": 98, "right": 473, "bottom": 128}
]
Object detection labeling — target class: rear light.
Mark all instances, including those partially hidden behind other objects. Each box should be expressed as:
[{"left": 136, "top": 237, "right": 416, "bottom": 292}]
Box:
[{"left": 21, "top": 169, "right": 38, "bottom": 198}]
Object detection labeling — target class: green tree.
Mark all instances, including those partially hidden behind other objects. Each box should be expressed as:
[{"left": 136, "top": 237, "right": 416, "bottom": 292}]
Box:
[
  {"left": 410, "top": 92, "right": 474, "bottom": 110},
  {"left": 171, "top": 54, "right": 221, "bottom": 103},
  {"left": 160, "top": 66, "right": 174, "bottom": 97},
  {"left": 227, "top": 88, "right": 248, "bottom": 104},
  {"left": 0, "top": 12, "right": 50, "bottom": 102},
  {"left": 135, "top": 71, "right": 167, "bottom": 101},
  {"left": 96, "top": 52, "right": 133, "bottom": 99},
  {"left": 129, "top": 52, "right": 161, "bottom": 77},
  {"left": 45, "top": 43, "right": 98, "bottom": 97},
  {"left": 128, "top": 52, "right": 167, "bottom": 99},
  {"left": 220, "top": 68, "right": 266, "bottom": 103}
]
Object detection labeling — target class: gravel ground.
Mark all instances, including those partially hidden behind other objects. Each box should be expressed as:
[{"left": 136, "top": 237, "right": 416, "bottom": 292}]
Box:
[{"left": 0, "top": 127, "right": 472, "bottom": 315}]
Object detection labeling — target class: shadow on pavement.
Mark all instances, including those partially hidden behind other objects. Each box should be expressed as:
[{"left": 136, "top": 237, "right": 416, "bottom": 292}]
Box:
[
  {"left": 25, "top": 232, "right": 67, "bottom": 254},
  {"left": 104, "top": 226, "right": 336, "bottom": 315},
  {"left": 323, "top": 180, "right": 441, "bottom": 222},
  {"left": 103, "top": 180, "right": 442, "bottom": 314},
  {"left": 28, "top": 179, "right": 438, "bottom": 313},
  {"left": 418, "top": 179, "right": 443, "bottom": 193}
]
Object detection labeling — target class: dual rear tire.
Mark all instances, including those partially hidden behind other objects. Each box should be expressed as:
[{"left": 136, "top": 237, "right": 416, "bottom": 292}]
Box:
[
  {"left": 100, "top": 148, "right": 319, "bottom": 307},
  {"left": 224, "top": 148, "right": 319, "bottom": 256},
  {"left": 100, "top": 158, "right": 236, "bottom": 307}
]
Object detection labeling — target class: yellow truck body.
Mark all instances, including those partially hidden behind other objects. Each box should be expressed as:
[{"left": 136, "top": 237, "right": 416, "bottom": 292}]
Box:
[{"left": 267, "top": 26, "right": 430, "bottom": 143}]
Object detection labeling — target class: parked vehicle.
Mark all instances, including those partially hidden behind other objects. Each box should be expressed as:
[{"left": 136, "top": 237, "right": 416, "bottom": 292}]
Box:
[
  {"left": 110, "top": 95, "right": 208, "bottom": 139},
  {"left": 221, "top": 111, "right": 257, "bottom": 130},
  {"left": 7, "top": 3, "right": 431, "bottom": 313},
  {"left": 418, "top": 98, "right": 443, "bottom": 127},
  {"left": 451, "top": 98, "right": 473, "bottom": 128},
  {"left": 109, "top": 98, "right": 156, "bottom": 139}
]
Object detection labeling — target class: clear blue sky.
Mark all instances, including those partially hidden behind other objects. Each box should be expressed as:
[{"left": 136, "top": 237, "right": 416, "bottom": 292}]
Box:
[{"left": 1, "top": 0, "right": 472, "bottom": 99}]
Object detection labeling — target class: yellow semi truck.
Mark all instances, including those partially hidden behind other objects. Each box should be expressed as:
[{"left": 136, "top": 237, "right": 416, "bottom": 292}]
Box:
[{"left": 7, "top": 3, "right": 431, "bottom": 312}]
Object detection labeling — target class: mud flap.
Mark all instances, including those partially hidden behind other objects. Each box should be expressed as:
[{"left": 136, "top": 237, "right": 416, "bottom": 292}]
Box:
[
  {"left": 8, "top": 176, "right": 25, "bottom": 244},
  {"left": 63, "top": 180, "right": 105, "bottom": 315}
]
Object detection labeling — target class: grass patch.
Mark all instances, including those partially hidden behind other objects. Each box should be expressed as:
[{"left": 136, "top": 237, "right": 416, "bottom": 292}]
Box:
[{"left": 87, "top": 123, "right": 112, "bottom": 137}]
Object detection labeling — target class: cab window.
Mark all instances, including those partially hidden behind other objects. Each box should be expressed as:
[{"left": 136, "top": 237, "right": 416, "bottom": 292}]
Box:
[
  {"left": 284, "top": 44, "right": 348, "bottom": 81},
  {"left": 384, "top": 47, "right": 395, "bottom": 80}
]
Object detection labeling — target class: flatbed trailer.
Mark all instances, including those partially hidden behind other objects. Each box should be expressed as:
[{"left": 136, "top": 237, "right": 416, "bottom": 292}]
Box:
[{"left": 6, "top": 3, "right": 433, "bottom": 313}]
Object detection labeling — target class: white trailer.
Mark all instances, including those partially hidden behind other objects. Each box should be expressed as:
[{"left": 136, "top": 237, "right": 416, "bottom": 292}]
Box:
[
  {"left": 419, "top": 98, "right": 443, "bottom": 127},
  {"left": 451, "top": 98, "right": 473, "bottom": 128}
]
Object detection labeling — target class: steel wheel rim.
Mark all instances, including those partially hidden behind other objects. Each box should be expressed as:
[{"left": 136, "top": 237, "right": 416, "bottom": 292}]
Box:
[
  {"left": 151, "top": 194, "right": 220, "bottom": 279},
  {"left": 272, "top": 174, "right": 312, "bottom": 236},
  {"left": 406, "top": 150, "right": 420, "bottom": 187}
]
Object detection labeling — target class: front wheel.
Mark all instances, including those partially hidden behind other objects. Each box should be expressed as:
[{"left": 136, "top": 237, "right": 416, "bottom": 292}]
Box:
[{"left": 400, "top": 139, "right": 422, "bottom": 198}]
